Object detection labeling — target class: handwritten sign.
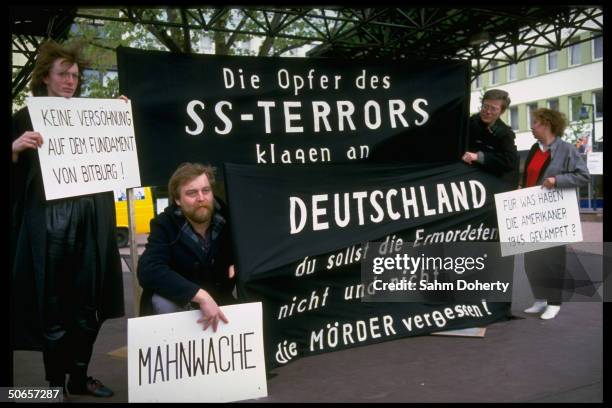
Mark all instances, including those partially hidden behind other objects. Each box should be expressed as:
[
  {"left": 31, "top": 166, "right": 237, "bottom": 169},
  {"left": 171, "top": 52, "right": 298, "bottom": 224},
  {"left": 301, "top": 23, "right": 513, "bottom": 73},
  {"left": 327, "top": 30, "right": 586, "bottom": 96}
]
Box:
[
  {"left": 26, "top": 97, "right": 141, "bottom": 200},
  {"left": 495, "top": 186, "right": 583, "bottom": 256},
  {"left": 128, "top": 302, "right": 267, "bottom": 402}
]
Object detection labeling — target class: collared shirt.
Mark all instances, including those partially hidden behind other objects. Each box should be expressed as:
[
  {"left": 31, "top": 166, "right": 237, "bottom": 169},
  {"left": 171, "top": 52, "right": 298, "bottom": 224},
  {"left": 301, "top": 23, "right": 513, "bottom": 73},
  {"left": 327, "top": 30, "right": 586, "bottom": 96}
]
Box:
[
  {"left": 174, "top": 206, "right": 227, "bottom": 261},
  {"left": 538, "top": 136, "right": 559, "bottom": 152}
]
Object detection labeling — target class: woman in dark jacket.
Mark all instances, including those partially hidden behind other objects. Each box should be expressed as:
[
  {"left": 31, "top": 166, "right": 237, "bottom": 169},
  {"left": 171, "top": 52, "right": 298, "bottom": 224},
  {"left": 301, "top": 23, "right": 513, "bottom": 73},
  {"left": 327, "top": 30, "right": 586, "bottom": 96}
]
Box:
[
  {"left": 11, "top": 41, "right": 124, "bottom": 396},
  {"left": 521, "top": 108, "right": 590, "bottom": 319}
]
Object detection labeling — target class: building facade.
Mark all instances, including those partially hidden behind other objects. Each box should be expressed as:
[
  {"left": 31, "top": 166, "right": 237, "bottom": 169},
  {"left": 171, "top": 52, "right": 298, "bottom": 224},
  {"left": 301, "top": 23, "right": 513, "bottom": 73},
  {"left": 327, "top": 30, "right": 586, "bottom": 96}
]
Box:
[{"left": 470, "top": 33, "right": 603, "bottom": 210}]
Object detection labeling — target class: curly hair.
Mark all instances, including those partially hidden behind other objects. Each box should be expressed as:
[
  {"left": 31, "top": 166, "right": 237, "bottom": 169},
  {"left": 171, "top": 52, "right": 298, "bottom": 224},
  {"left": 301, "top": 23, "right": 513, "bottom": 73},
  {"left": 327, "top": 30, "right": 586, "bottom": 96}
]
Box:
[
  {"left": 168, "top": 162, "right": 217, "bottom": 204},
  {"left": 531, "top": 108, "right": 567, "bottom": 136},
  {"left": 30, "top": 40, "right": 88, "bottom": 97}
]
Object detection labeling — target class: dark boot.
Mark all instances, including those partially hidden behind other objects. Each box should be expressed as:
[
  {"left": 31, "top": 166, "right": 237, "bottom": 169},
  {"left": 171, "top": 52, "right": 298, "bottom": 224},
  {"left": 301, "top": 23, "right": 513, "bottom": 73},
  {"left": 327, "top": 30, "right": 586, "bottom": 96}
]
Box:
[{"left": 67, "top": 376, "right": 113, "bottom": 398}]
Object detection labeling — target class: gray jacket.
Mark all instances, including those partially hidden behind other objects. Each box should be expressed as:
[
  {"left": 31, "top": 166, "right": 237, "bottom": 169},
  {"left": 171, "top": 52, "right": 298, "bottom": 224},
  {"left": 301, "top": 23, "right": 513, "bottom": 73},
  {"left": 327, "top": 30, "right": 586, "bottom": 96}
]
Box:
[{"left": 522, "top": 137, "right": 590, "bottom": 188}]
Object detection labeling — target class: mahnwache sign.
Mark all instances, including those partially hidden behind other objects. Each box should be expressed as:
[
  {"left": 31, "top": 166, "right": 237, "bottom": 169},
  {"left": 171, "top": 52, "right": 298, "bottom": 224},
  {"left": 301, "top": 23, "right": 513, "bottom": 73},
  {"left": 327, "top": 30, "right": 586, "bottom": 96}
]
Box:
[
  {"left": 26, "top": 97, "right": 141, "bottom": 200},
  {"left": 128, "top": 302, "right": 267, "bottom": 402},
  {"left": 494, "top": 186, "right": 583, "bottom": 256},
  {"left": 117, "top": 47, "right": 469, "bottom": 186}
]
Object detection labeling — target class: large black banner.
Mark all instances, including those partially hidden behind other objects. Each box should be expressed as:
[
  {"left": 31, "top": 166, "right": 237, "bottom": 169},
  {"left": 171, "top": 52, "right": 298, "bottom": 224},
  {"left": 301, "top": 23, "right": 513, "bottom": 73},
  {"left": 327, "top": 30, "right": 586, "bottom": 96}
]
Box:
[
  {"left": 117, "top": 47, "right": 469, "bottom": 186},
  {"left": 224, "top": 162, "right": 512, "bottom": 368}
]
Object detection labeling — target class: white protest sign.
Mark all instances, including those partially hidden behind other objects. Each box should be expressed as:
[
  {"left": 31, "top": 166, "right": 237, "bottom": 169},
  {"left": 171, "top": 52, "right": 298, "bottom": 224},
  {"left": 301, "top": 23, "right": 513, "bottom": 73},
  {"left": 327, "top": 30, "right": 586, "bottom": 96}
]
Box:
[
  {"left": 26, "top": 97, "right": 141, "bottom": 200},
  {"left": 128, "top": 302, "right": 268, "bottom": 403},
  {"left": 587, "top": 152, "right": 603, "bottom": 175},
  {"left": 494, "top": 186, "right": 582, "bottom": 257}
]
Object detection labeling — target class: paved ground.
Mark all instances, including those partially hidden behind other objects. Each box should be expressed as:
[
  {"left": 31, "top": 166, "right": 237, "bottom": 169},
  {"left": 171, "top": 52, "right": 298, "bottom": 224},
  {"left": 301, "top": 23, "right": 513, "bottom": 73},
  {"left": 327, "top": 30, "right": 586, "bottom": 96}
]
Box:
[{"left": 12, "top": 219, "right": 604, "bottom": 403}]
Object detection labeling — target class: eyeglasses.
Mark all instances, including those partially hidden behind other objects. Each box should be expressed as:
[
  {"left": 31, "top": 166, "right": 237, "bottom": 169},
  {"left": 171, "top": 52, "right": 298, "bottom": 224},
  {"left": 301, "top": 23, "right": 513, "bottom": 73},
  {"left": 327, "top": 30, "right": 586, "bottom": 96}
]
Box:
[
  {"left": 480, "top": 103, "right": 502, "bottom": 113},
  {"left": 480, "top": 103, "right": 501, "bottom": 113},
  {"left": 52, "top": 71, "right": 79, "bottom": 81}
]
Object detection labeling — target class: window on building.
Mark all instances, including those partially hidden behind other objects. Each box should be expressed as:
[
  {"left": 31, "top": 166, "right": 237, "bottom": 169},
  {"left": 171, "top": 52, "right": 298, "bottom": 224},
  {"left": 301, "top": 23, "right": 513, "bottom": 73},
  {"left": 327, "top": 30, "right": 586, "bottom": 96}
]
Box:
[
  {"left": 593, "top": 90, "right": 603, "bottom": 119},
  {"left": 490, "top": 61, "right": 501, "bottom": 85},
  {"left": 526, "top": 51, "right": 538, "bottom": 76},
  {"left": 509, "top": 106, "right": 519, "bottom": 131},
  {"left": 592, "top": 36, "right": 603, "bottom": 60},
  {"left": 526, "top": 103, "right": 538, "bottom": 127},
  {"left": 547, "top": 51, "right": 558, "bottom": 71},
  {"left": 569, "top": 42, "right": 581, "bottom": 66},
  {"left": 474, "top": 73, "right": 483, "bottom": 89},
  {"left": 508, "top": 63, "right": 517, "bottom": 81},
  {"left": 569, "top": 95, "right": 584, "bottom": 122},
  {"left": 547, "top": 98, "right": 559, "bottom": 111}
]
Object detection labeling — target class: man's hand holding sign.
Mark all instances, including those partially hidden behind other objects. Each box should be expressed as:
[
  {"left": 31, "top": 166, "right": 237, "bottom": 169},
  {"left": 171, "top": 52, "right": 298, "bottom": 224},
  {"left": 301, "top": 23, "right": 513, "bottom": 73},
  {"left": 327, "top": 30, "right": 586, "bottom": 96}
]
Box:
[{"left": 193, "top": 288, "right": 229, "bottom": 332}]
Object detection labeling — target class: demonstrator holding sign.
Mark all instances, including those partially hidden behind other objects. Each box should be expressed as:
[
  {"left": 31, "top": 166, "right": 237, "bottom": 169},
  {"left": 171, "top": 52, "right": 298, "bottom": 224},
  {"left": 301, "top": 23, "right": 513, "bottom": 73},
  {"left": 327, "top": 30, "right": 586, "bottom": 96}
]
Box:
[
  {"left": 11, "top": 41, "right": 125, "bottom": 397},
  {"left": 521, "top": 108, "right": 589, "bottom": 319}
]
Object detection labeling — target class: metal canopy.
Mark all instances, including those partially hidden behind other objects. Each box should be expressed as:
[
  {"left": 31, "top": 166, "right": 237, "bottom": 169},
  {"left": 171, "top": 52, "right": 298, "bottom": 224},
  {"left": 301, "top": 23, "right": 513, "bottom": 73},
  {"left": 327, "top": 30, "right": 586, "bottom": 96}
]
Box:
[
  {"left": 11, "top": 6, "right": 603, "bottom": 97},
  {"left": 81, "top": 6, "right": 602, "bottom": 76},
  {"left": 304, "top": 7, "right": 604, "bottom": 76}
]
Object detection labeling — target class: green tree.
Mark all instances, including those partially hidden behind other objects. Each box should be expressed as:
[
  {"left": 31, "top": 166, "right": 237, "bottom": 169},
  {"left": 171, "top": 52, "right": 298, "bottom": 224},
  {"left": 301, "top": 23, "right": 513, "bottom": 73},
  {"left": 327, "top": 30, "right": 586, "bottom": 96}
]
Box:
[
  {"left": 13, "top": 7, "right": 326, "bottom": 106},
  {"left": 12, "top": 7, "right": 326, "bottom": 108},
  {"left": 68, "top": 8, "right": 322, "bottom": 94}
]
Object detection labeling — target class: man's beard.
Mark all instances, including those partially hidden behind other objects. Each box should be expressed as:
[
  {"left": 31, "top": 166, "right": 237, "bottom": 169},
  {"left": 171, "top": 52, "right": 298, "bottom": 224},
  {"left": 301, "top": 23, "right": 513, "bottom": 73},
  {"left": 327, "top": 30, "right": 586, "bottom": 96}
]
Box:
[{"left": 183, "top": 203, "right": 213, "bottom": 224}]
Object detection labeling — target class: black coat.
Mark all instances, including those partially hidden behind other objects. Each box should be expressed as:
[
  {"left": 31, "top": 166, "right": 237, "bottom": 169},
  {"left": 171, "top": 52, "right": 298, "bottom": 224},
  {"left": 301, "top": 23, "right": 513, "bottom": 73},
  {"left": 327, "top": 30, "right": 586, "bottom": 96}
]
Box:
[
  {"left": 137, "top": 203, "right": 235, "bottom": 316},
  {"left": 10, "top": 107, "right": 125, "bottom": 351},
  {"left": 467, "top": 113, "right": 519, "bottom": 186}
]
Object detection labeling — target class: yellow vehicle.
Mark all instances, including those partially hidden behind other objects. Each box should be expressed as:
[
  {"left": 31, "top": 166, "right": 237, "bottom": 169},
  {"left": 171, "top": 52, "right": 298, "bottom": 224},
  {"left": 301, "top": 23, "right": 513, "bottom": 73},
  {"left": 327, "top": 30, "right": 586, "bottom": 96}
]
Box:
[{"left": 114, "top": 187, "right": 156, "bottom": 247}]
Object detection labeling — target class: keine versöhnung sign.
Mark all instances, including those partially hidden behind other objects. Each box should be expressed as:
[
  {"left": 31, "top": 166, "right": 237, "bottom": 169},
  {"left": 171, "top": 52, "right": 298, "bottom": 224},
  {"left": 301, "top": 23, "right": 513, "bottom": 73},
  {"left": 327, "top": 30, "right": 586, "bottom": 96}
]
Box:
[{"left": 27, "top": 97, "right": 141, "bottom": 200}]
